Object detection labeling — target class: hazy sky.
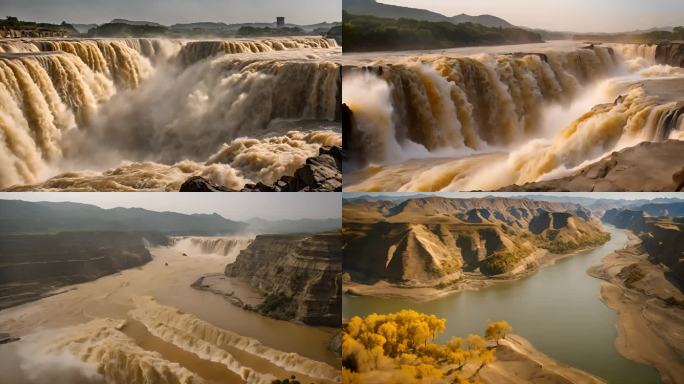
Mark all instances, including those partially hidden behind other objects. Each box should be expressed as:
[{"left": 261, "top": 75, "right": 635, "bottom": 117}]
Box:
[
  {"left": 0, "top": 193, "right": 341, "bottom": 221},
  {"left": 345, "top": 192, "right": 684, "bottom": 201},
  {"left": 380, "top": 0, "right": 684, "bottom": 33},
  {"left": 0, "top": 0, "right": 341, "bottom": 25}
]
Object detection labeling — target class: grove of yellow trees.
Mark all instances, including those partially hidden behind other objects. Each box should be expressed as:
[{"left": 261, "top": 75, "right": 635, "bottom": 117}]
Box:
[{"left": 342, "top": 310, "right": 511, "bottom": 384}]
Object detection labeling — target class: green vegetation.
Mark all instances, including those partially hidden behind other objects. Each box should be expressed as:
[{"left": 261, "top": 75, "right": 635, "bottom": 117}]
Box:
[
  {"left": 574, "top": 26, "right": 684, "bottom": 43},
  {"left": 342, "top": 11, "right": 542, "bottom": 52},
  {"left": 619, "top": 264, "right": 645, "bottom": 289},
  {"left": 237, "top": 26, "right": 305, "bottom": 37},
  {"left": 543, "top": 231, "right": 611, "bottom": 254},
  {"left": 0, "top": 16, "right": 77, "bottom": 36},
  {"left": 87, "top": 22, "right": 168, "bottom": 37},
  {"left": 258, "top": 292, "right": 295, "bottom": 320},
  {"left": 480, "top": 247, "right": 532, "bottom": 275}
]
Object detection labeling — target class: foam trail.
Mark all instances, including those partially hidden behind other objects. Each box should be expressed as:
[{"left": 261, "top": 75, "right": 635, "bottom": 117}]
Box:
[
  {"left": 130, "top": 297, "right": 341, "bottom": 383},
  {"left": 19, "top": 319, "right": 204, "bottom": 384}
]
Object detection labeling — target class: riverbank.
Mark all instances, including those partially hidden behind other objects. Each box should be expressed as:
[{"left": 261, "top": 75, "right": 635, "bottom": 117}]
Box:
[
  {"left": 344, "top": 245, "right": 605, "bottom": 302},
  {"left": 480, "top": 334, "right": 606, "bottom": 384},
  {"left": 587, "top": 233, "right": 684, "bottom": 384}
]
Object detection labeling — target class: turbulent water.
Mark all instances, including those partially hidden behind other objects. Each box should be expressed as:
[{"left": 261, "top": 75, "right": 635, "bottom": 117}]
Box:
[
  {"left": 0, "top": 37, "right": 341, "bottom": 190},
  {"left": 0, "top": 244, "right": 340, "bottom": 384},
  {"left": 343, "top": 42, "right": 684, "bottom": 191},
  {"left": 172, "top": 236, "right": 254, "bottom": 260}
]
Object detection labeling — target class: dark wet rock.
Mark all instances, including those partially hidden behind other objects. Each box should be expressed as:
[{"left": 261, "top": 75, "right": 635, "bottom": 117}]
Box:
[
  {"left": 241, "top": 145, "right": 342, "bottom": 192},
  {"left": 0, "top": 333, "right": 20, "bottom": 344},
  {"left": 655, "top": 42, "right": 684, "bottom": 68},
  {"left": 329, "top": 331, "right": 342, "bottom": 354},
  {"left": 181, "top": 146, "right": 342, "bottom": 192},
  {"left": 179, "top": 176, "right": 232, "bottom": 192}
]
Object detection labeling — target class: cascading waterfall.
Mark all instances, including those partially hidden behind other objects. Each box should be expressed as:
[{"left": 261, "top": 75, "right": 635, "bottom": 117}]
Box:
[
  {"left": 344, "top": 46, "right": 618, "bottom": 157},
  {"left": 344, "top": 43, "right": 684, "bottom": 191},
  {"left": 0, "top": 53, "right": 114, "bottom": 186},
  {"left": 177, "top": 37, "right": 338, "bottom": 65},
  {"left": 0, "top": 37, "right": 341, "bottom": 190}
]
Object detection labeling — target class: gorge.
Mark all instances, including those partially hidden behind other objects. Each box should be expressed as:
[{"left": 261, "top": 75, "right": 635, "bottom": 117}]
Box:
[
  {"left": 342, "top": 195, "right": 684, "bottom": 384},
  {"left": 0, "top": 197, "right": 342, "bottom": 384}
]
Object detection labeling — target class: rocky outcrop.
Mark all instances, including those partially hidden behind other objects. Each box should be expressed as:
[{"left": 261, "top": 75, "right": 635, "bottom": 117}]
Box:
[
  {"left": 602, "top": 207, "right": 684, "bottom": 284},
  {"left": 656, "top": 42, "right": 684, "bottom": 68},
  {"left": 180, "top": 146, "right": 342, "bottom": 192},
  {"left": 344, "top": 197, "right": 609, "bottom": 283},
  {"left": 241, "top": 146, "right": 342, "bottom": 192},
  {"left": 0, "top": 231, "right": 162, "bottom": 310},
  {"left": 499, "top": 140, "right": 684, "bottom": 192},
  {"left": 224, "top": 232, "right": 341, "bottom": 326},
  {"left": 179, "top": 176, "right": 230, "bottom": 192}
]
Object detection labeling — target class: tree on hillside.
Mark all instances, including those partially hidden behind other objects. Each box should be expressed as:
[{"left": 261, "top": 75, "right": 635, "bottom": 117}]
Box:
[{"left": 342, "top": 310, "right": 512, "bottom": 383}]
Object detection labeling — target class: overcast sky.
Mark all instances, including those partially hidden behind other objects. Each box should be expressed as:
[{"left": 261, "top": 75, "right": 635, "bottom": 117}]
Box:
[
  {"left": 380, "top": 0, "right": 684, "bottom": 33},
  {"left": 0, "top": 0, "right": 341, "bottom": 25},
  {"left": 345, "top": 192, "right": 684, "bottom": 201},
  {"left": 0, "top": 193, "right": 341, "bottom": 221}
]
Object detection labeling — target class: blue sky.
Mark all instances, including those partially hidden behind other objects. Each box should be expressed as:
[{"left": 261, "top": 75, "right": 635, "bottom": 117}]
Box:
[
  {"left": 0, "top": 0, "right": 341, "bottom": 25},
  {"left": 381, "top": 0, "right": 684, "bottom": 32},
  {"left": 0, "top": 193, "right": 342, "bottom": 220}
]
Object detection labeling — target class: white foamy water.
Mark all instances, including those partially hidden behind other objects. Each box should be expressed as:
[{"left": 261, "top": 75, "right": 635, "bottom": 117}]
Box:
[
  {"left": 0, "top": 37, "right": 341, "bottom": 190},
  {"left": 343, "top": 41, "right": 684, "bottom": 191},
  {"left": 0, "top": 244, "right": 340, "bottom": 384}
]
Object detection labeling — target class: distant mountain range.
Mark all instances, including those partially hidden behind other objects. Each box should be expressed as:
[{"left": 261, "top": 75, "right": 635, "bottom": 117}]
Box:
[
  {"left": 0, "top": 200, "right": 245, "bottom": 235},
  {"left": 246, "top": 217, "right": 341, "bottom": 234},
  {"left": 0, "top": 200, "right": 340, "bottom": 236},
  {"left": 88, "top": 19, "right": 341, "bottom": 33},
  {"left": 111, "top": 18, "right": 163, "bottom": 27},
  {"left": 343, "top": 0, "right": 513, "bottom": 28}
]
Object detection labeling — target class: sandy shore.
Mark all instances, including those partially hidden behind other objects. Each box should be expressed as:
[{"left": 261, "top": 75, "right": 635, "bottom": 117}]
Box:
[
  {"left": 587, "top": 233, "right": 684, "bottom": 384},
  {"left": 479, "top": 334, "right": 606, "bottom": 384},
  {"left": 345, "top": 246, "right": 598, "bottom": 301}
]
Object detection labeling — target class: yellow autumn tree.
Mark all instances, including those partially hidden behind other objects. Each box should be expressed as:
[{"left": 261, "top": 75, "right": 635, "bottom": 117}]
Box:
[{"left": 342, "top": 310, "right": 511, "bottom": 384}]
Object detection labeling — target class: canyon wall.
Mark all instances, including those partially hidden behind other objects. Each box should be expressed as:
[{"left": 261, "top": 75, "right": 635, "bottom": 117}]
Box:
[
  {"left": 225, "top": 232, "right": 342, "bottom": 326},
  {"left": 602, "top": 206, "right": 684, "bottom": 283},
  {"left": 343, "top": 198, "right": 609, "bottom": 283},
  {"left": 0, "top": 231, "right": 165, "bottom": 310}
]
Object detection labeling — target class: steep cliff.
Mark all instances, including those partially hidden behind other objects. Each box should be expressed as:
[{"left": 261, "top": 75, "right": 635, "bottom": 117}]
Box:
[
  {"left": 344, "top": 197, "right": 609, "bottom": 283},
  {"left": 224, "top": 232, "right": 341, "bottom": 326},
  {"left": 655, "top": 42, "right": 684, "bottom": 68},
  {"left": 0, "top": 231, "right": 164, "bottom": 309},
  {"left": 602, "top": 206, "right": 684, "bottom": 283}
]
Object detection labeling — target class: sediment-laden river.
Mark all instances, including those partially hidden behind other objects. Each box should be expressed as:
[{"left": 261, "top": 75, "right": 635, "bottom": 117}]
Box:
[
  {"left": 343, "top": 225, "right": 661, "bottom": 383},
  {"left": 0, "top": 241, "right": 339, "bottom": 383}
]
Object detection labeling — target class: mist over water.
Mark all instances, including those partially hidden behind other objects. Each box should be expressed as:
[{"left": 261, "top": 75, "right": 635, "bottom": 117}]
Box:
[
  {"left": 0, "top": 37, "right": 341, "bottom": 190},
  {"left": 343, "top": 42, "right": 684, "bottom": 191}
]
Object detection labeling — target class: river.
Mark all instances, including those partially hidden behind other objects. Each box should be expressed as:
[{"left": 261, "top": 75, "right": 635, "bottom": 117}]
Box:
[
  {"left": 342, "top": 225, "right": 662, "bottom": 383},
  {"left": 0, "top": 241, "right": 339, "bottom": 383}
]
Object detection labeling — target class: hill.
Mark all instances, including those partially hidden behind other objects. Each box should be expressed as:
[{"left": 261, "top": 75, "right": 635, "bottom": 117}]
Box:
[
  {"left": 0, "top": 200, "right": 246, "bottom": 235},
  {"left": 110, "top": 18, "right": 163, "bottom": 27},
  {"left": 343, "top": 0, "right": 513, "bottom": 28},
  {"left": 343, "top": 197, "right": 609, "bottom": 283},
  {"left": 343, "top": 11, "right": 542, "bottom": 52}
]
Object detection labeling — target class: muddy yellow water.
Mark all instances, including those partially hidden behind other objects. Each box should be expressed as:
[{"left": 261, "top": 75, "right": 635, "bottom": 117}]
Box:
[{"left": 0, "top": 244, "right": 339, "bottom": 383}]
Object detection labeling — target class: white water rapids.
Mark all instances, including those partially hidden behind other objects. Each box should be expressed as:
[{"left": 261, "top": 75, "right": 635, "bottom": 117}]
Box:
[
  {"left": 342, "top": 42, "right": 684, "bottom": 191},
  {"left": 0, "top": 37, "right": 341, "bottom": 190}
]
